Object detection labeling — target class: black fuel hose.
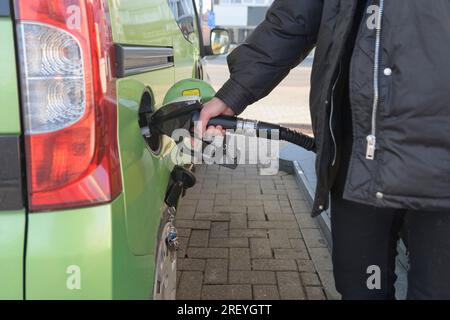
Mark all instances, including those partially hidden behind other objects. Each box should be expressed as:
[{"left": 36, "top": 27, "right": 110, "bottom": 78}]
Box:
[{"left": 206, "top": 115, "right": 316, "bottom": 153}]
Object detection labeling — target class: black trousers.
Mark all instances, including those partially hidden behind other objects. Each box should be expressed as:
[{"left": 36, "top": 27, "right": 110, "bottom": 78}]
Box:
[{"left": 331, "top": 138, "right": 450, "bottom": 300}]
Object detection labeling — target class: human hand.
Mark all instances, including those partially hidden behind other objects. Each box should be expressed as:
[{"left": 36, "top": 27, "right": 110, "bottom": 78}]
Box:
[{"left": 198, "top": 97, "right": 236, "bottom": 138}]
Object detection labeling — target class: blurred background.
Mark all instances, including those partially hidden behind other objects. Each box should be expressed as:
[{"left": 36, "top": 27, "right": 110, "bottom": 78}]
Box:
[{"left": 195, "top": 0, "right": 314, "bottom": 136}]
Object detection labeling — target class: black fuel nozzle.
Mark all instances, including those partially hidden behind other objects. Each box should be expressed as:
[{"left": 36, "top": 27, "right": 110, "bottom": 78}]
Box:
[
  {"left": 148, "top": 97, "right": 316, "bottom": 156},
  {"left": 149, "top": 98, "right": 203, "bottom": 138}
]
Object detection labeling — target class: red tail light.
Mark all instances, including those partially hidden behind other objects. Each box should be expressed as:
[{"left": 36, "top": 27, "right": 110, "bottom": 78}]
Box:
[{"left": 15, "top": 0, "right": 122, "bottom": 211}]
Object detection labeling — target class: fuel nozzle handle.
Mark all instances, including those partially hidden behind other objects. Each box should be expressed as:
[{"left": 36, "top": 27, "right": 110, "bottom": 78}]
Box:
[{"left": 193, "top": 112, "right": 317, "bottom": 153}]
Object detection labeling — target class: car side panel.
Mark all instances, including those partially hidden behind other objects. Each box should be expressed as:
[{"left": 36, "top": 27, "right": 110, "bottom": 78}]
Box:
[
  {"left": 0, "top": 16, "right": 26, "bottom": 300},
  {"left": 0, "top": 17, "right": 21, "bottom": 133},
  {"left": 109, "top": 0, "right": 178, "bottom": 257},
  {"left": 108, "top": 0, "right": 175, "bottom": 47},
  {"left": 26, "top": 195, "right": 155, "bottom": 300},
  {"left": 0, "top": 212, "right": 25, "bottom": 300},
  {"left": 171, "top": 0, "right": 201, "bottom": 81},
  {"left": 116, "top": 78, "right": 177, "bottom": 256}
]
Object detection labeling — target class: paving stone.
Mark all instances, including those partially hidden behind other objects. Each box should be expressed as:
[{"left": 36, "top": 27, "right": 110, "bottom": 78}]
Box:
[
  {"left": 266, "top": 213, "right": 296, "bottom": 222},
  {"left": 286, "top": 229, "right": 303, "bottom": 239},
  {"left": 295, "top": 214, "right": 319, "bottom": 229},
  {"left": 229, "top": 271, "right": 277, "bottom": 285},
  {"left": 305, "top": 287, "right": 327, "bottom": 300},
  {"left": 253, "top": 285, "right": 280, "bottom": 300},
  {"left": 185, "top": 193, "right": 215, "bottom": 200},
  {"left": 287, "top": 190, "right": 306, "bottom": 199},
  {"left": 177, "top": 272, "right": 203, "bottom": 300},
  {"left": 177, "top": 205, "right": 197, "bottom": 219},
  {"left": 262, "top": 188, "right": 284, "bottom": 195},
  {"left": 284, "top": 184, "right": 301, "bottom": 191},
  {"left": 230, "top": 248, "right": 251, "bottom": 271},
  {"left": 252, "top": 259, "right": 298, "bottom": 271},
  {"left": 280, "top": 206, "right": 294, "bottom": 214},
  {"left": 302, "top": 229, "right": 328, "bottom": 248},
  {"left": 187, "top": 248, "right": 228, "bottom": 259},
  {"left": 263, "top": 201, "right": 282, "bottom": 214},
  {"left": 317, "top": 270, "right": 341, "bottom": 300},
  {"left": 229, "top": 229, "right": 268, "bottom": 238},
  {"left": 202, "top": 183, "right": 218, "bottom": 191},
  {"left": 230, "top": 214, "right": 248, "bottom": 229},
  {"left": 249, "top": 221, "right": 300, "bottom": 230},
  {"left": 209, "top": 238, "right": 249, "bottom": 248},
  {"left": 301, "top": 273, "right": 322, "bottom": 286},
  {"left": 181, "top": 199, "right": 198, "bottom": 207},
  {"left": 290, "top": 200, "right": 310, "bottom": 213},
  {"left": 250, "top": 238, "right": 273, "bottom": 258},
  {"left": 274, "top": 249, "right": 309, "bottom": 260},
  {"left": 309, "top": 247, "right": 333, "bottom": 272},
  {"left": 297, "top": 260, "right": 316, "bottom": 273},
  {"left": 247, "top": 187, "right": 262, "bottom": 194},
  {"left": 178, "top": 237, "right": 190, "bottom": 258},
  {"left": 290, "top": 239, "right": 309, "bottom": 255},
  {"left": 278, "top": 200, "right": 291, "bottom": 208},
  {"left": 260, "top": 181, "right": 275, "bottom": 188},
  {"left": 210, "top": 222, "right": 229, "bottom": 238},
  {"left": 201, "top": 285, "right": 252, "bottom": 300},
  {"left": 281, "top": 176, "right": 296, "bottom": 183},
  {"left": 231, "top": 192, "right": 247, "bottom": 200},
  {"left": 177, "top": 271, "right": 181, "bottom": 290},
  {"left": 246, "top": 200, "right": 264, "bottom": 206},
  {"left": 248, "top": 207, "right": 266, "bottom": 221},
  {"left": 275, "top": 184, "right": 286, "bottom": 191},
  {"left": 219, "top": 199, "right": 248, "bottom": 206},
  {"left": 178, "top": 164, "right": 333, "bottom": 300},
  {"left": 205, "top": 259, "right": 228, "bottom": 284},
  {"left": 177, "top": 228, "right": 191, "bottom": 238},
  {"left": 189, "top": 230, "right": 209, "bottom": 247},
  {"left": 178, "top": 259, "right": 206, "bottom": 271},
  {"left": 247, "top": 194, "right": 278, "bottom": 201},
  {"left": 197, "top": 200, "right": 214, "bottom": 213},
  {"left": 175, "top": 220, "right": 211, "bottom": 230},
  {"left": 277, "top": 272, "right": 306, "bottom": 300},
  {"left": 269, "top": 229, "right": 292, "bottom": 249},
  {"left": 215, "top": 198, "right": 232, "bottom": 206},
  {"left": 215, "top": 206, "right": 247, "bottom": 214},
  {"left": 215, "top": 194, "right": 231, "bottom": 205},
  {"left": 211, "top": 189, "right": 234, "bottom": 195},
  {"left": 195, "top": 214, "right": 231, "bottom": 222}
]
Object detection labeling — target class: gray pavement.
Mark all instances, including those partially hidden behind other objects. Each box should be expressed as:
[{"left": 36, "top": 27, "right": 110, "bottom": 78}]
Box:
[
  {"left": 205, "top": 55, "right": 314, "bottom": 134},
  {"left": 175, "top": 164, "right": 340, "bottom": 300}
]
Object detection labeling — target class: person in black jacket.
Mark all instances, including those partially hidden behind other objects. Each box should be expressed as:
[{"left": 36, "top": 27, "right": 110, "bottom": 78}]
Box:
[{"left": 199, "top": 0, "right": 450, "bottom": 300}]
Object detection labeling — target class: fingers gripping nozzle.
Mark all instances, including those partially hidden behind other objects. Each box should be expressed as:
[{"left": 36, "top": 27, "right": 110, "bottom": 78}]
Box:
[{"left": 148, "top": 77, "right": 316, "bottom": 161}]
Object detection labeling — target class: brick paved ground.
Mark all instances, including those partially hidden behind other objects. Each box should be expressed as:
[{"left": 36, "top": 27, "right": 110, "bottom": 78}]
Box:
[{"left": 175, "top": 164, "right": 340, "bottom": 300}]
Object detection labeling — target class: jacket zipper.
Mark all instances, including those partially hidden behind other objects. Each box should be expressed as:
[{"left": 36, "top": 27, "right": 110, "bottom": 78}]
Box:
[
  {"left": 366, "top": 0, "right": 385, "bottom": 160},
  {"left": 330, "top": 61, "right": 342, "bottom": 167}
]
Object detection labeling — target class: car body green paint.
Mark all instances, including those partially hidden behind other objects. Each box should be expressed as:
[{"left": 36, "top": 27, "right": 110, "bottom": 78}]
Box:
[
  {"left": 0, "top": 212, "right": 26, "bottom": 300},
  {"left": 25, "top": 195, "right": 157, "bottom": 300},
  {"left": 1, "top": 0, "right": 205, "bottom": 299},
  {"left": 0, "top": 17, "right": 21, "bottom": 134},
  {"left": 116, "top": 77, "right": 176, "bottom": 256},
  {"left": 0, "top": 16, "right": 26, "bottom": 300}
]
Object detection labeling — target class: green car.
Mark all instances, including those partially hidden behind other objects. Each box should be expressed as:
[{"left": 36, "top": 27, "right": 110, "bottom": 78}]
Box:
[{"left": 0, "top": 0, "right": 228, "bottom": 300}]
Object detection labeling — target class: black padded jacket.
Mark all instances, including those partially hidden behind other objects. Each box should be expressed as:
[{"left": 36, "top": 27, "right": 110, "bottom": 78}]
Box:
[{"left": 216, "top": 0, "right": 450, "bottom": 216}]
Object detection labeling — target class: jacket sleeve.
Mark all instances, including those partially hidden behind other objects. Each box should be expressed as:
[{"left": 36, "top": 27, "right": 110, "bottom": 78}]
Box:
[{"left": 215, "top": 0, "right": 324, "bottom": 115}]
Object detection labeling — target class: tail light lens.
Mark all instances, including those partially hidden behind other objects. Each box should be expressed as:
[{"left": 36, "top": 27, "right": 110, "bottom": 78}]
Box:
[{"left": 15, "top": 0, "right": 122, "bottom": 211}]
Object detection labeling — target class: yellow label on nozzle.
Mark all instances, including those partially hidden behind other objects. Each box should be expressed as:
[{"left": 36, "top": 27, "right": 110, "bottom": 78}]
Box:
[{"left": 182, "top": 89, "right": 201, "bottom": 97}]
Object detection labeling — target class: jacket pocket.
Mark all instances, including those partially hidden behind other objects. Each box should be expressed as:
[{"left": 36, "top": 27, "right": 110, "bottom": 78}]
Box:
[{"left": 380, "top": 71, "right": 393, "bottom": 116}]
